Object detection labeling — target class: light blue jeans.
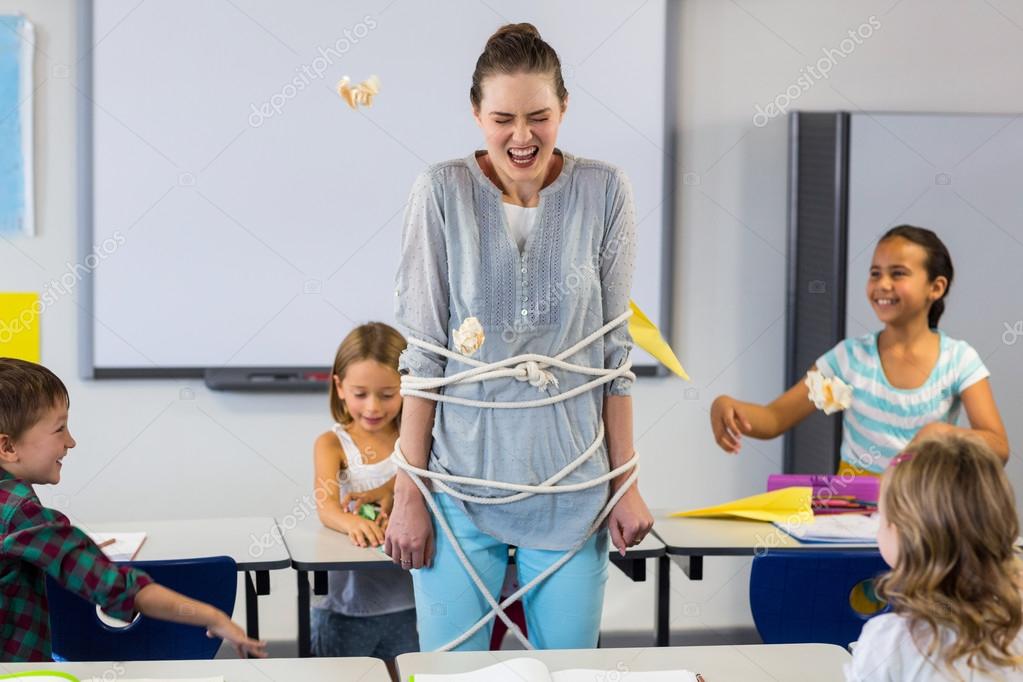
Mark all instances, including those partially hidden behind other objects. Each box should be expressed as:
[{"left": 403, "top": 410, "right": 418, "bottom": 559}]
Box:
[{"left": 412, "top": 493, "right": 609, "bottom": 651}]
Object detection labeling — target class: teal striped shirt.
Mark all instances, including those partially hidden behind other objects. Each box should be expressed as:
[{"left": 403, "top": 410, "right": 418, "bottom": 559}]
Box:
[{"left": 815, "top": 331, "right": 989, "bottom": 473}]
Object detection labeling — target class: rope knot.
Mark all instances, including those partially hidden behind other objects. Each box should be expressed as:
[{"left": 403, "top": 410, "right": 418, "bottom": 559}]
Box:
[{"left": 515, "top": 360, "right": 559, "bottom": 391}]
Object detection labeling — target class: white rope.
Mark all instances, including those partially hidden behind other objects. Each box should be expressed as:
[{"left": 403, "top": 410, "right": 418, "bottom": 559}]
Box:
[{"left": 393, "top": 310, "right": 640, "bottom": 651}]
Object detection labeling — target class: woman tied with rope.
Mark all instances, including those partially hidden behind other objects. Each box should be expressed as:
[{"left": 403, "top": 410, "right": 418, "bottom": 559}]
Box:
[{"left": 384, "top": 23, "right": 655, "bottom": 652}]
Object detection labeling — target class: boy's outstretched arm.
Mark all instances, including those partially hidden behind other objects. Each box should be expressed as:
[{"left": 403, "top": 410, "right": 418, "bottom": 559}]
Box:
[
  {"left": 3, "top": 496, "right": 267, "bottom": 659},
  {"left": 134, "top": 583, "right": 266, "bottom": 658}
]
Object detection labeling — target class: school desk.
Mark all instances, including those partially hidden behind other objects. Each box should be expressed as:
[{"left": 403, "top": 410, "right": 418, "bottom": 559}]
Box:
[
  {"left": 280, "top": 514, "right": 669, "bottom": 656},
  {"left": 396, "top": 643, "right": 852, "bottom": 681},
  {"left": 651, "top": 513, "right": 877, "bottom": 580},
  {"left": 82, "top": 516, "right": 291, "bottom": 639},
  {"left": 0, "top": 656, "right": 388, "bottom": 681}
]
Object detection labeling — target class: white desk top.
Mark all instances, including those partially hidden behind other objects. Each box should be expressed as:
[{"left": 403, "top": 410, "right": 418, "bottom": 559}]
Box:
[
  {"left": 79, "top": 517, "right": 292, "bottom": 571},
  {"left": 282, "top": 514, "right": 392, "bottom": 570},
  {"left": 0, "top": 657, "right": 388, "bottom": 681},
  {"left": 652, "top": 512, "right": 877, "bottom": 555},
  {"left": 397, "top": 644, "right": 851, "bottom": 681},
  {"left": 283, "top": 514, "right": 665, "bottom": 571}
]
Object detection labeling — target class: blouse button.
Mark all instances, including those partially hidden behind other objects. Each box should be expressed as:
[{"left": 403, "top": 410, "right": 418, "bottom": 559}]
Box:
[{"left": 521, "top": 309, "right": 528, "bottom": 316}]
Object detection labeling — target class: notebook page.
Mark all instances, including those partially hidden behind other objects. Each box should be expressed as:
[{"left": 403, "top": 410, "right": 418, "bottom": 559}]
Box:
[
  {"left": 553, "top": 669, "right": 697, "bottom": 682},
  {"left": 81, "top": 678, "right": 224, "bottom": 682},
  {"left": 87, "top": 532, "right": 147, "bottom": 561},
  {"left": 774, "top": 513, "right": 879, "bottom": 543},
  {"left": 413, "top": 657, "right": 552, "bottom": 682}
]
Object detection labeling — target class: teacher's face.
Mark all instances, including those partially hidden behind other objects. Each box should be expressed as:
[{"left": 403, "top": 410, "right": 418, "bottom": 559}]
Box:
[{"left": 473, "top": 72, "right": 566, "bottom": 184}]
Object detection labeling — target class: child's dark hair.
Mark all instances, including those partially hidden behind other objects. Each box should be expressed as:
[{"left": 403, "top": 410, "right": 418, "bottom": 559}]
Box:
[
  {"left": 0, "top": 358, "right": 70, "bottom": 440},
  {"left": 879, "top": 225, "right": 954, "bottom": 329},
  {"left": 329, "top": 323, "right": 406, "bottom": 426},
  {"left": 470, "top": 23, "right": 568, "bottom": 112}
]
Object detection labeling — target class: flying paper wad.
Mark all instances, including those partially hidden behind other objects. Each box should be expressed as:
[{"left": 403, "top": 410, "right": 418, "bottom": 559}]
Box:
[
  {"left": 672, "top": 486, "right": 813, "bottom": 523},
  {"left": 628, "top": 299, "right": 688, "bottom": 380}
]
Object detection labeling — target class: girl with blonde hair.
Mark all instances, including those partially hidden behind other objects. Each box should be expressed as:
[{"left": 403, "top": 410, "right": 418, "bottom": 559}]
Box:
[{"left": 847, "top": 435, "right": 1023, "bottom": 680}]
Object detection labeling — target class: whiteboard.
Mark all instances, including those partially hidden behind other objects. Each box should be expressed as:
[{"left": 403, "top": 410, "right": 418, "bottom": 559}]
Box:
[{"left": 81, "top": 0, "right": 671, "bottom": 375}]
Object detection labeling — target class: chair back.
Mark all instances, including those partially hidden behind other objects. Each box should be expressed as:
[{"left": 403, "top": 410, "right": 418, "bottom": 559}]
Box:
[
  {"left": 47, "top": 555, "right": 237, "bottom": 661},
  {"left": 749, "top": 549, "right": 889, "bottom": 647}
]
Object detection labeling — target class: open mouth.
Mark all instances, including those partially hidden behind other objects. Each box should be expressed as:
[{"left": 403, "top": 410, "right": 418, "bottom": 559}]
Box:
[{"left": 508, "top": 145, "right": 539, "bottom": 168}]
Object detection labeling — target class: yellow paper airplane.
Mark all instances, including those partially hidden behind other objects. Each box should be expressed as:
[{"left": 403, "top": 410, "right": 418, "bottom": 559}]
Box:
[
  {"left": 628, "top": 299, "right": 688, "bottom": 380},
  {"left": 671, "top": 487, "right": 814, "bottom": 523},
  {"left": 0, "top": 293, "right": 40, "bottom": 363}
]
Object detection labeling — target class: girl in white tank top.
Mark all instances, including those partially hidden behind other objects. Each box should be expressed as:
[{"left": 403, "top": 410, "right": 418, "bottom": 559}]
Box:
[{"left": 311, "top": 323, "right": 418, "bottom": 661}]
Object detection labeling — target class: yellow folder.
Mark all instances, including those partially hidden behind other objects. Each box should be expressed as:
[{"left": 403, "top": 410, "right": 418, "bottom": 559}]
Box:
[
  {"left": 628, "top": 299, "right": 688, "bottom": 380},
  {"left": 672, "top": 487, "right": 814, "bottom": 523}
]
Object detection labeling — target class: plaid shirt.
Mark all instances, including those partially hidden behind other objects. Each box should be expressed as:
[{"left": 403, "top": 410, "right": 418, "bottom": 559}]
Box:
[{"left": 0, "top": 468, "right": 152, "bottom": 662}]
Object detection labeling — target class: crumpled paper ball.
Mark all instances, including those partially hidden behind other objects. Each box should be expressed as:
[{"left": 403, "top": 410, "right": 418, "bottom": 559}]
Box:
[
  {"left": 452, "top": 317, "right": 485, "bottom": 357},
  {"left": 805, "top": 369, "right": 852, "bottom": 415},
  {"left": 338, "top": 75, "right": 380, "bottom": 109}
]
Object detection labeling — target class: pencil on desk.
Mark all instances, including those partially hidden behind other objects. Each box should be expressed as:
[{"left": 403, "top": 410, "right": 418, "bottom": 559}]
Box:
[{"left": 97, "top": 538, "right": 116, "bottom": 549}]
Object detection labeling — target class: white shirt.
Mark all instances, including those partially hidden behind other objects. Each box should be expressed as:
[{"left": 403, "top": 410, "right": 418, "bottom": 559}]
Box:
[
  {"left": 502, "top": 201, "right": 540, "bottom": 253},
  {"left": 846, "top": 613, "right": 1023, "bottom": 681}
]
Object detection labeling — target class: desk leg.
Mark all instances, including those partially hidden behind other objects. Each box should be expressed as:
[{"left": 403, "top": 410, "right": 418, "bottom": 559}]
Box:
[
  {"left": 681, "top": 555, "right": 704, "bottom": 581},
  {"left": 244, "top": 572, "right": 259, "bottom": 640},
  {"left": 297, "top": 570, "right": 312, "bottom": 657},
  {"left": 655, "top": 555, "right": 670, "bottom": 646},
  {"left": 609, "top": 556, "right": 646, "bottom": 582}
]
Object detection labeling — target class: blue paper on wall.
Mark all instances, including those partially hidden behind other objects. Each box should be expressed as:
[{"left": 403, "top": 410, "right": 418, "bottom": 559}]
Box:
[{"left": 0, "top": 15, "right": 34, "bottom": 236}]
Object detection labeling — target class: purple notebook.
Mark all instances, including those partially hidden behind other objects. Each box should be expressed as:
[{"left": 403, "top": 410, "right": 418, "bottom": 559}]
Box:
[{"left": 767, "top": 474, "right": 880, "bottom": 503}]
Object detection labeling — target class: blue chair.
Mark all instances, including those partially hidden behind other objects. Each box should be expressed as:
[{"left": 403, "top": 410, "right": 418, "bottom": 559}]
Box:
[
  {"left": 47, "top": 556, "right": 237, "bottom": 661},
  {"left": 749, "top": 550, "right": 889, "bottom": 647}
]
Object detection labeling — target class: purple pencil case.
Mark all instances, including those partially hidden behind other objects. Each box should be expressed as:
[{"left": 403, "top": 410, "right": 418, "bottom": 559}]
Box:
[{"left": 767, "top": 474, "right": 880, "bottom": 503}]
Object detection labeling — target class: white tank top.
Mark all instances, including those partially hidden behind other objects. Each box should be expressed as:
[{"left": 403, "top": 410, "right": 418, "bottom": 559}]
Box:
[
  {"left": 319, "top": 424, "right": 416, "bottom": 617},
  {"left": 333, "top": 424, "right": 397, "bottom": 494}
]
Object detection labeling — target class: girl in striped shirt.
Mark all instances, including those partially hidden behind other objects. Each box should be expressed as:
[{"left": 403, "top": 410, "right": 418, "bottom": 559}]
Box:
[{"left": 710, "top": 225, "right": 1009, "bottom": 474}]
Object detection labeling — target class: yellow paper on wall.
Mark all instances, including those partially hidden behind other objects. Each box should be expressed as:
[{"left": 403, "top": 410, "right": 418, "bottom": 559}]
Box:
[
  {"left": 628, "top": 299, "right": 688, "bottom": 380},
  {"left": 0, "top": 293, "right": 40, "bottom": 362},
  {"left": 672, "top": 487, "right": 813, "bottom": 523}
]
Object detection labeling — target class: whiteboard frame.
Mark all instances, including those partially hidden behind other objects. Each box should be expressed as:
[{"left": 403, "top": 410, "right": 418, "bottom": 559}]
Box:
[{"left": 77, "top": 0, "right": 679, "bottom": 382}]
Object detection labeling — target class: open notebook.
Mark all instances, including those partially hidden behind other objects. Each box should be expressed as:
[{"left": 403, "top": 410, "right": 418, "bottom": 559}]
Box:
[
  {"left": 85, "top": 532, "right": 147, "bottom": 561},
  {"left": 0, "top": 676, "right": 222, "bottom": 682},
  {"left": 774, "top": 513, "right": 879, "bottom": 543},
  {"left": 411, "top": 658, "right": 699, "bottom": 682}
]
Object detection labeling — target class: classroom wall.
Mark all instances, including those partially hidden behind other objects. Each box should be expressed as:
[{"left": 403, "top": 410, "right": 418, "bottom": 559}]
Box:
[{"left": 3, "top": 0, "right": 1022, "bottom": 646}]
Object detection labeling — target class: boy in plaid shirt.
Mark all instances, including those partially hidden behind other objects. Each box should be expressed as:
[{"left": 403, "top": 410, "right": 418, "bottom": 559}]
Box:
[{"left": 0, "top": 358, "right": 266, "bottom": 662}]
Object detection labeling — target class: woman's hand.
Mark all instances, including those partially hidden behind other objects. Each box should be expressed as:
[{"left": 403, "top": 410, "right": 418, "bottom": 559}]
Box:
[
  {"left": 343, "top": 514, "right": 386, "bottom": 548},
  {"left": 608, "top": 484, "right": 654, "bottom": 556},
  {"left": 206, "top": 612, "right": 268, "bottom": 658},
  {"left": 710, "top": 395, "right": 752, "bottom": 454},
  {"left": 384, "top": 474, "right": 435, "bottom": 570}
]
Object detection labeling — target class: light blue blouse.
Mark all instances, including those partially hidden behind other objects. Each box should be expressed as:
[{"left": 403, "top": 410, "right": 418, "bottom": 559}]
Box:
[{"left": 394, "top": 150, "right": 636, "bottom": 550}]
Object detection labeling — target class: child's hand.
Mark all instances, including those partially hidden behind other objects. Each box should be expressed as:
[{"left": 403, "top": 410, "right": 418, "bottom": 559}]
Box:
[
  {"left": 206, "top": 613, "right": 267, "bottom": 658},
  {"left": 908, "top": 421, "right": 955, "bottom": 448},
  {"left": 711, "top": 395, "right": 752, "bottom": 454},
  {"left": 345, "top": 515, "right": 386, "bottom": 548},
  {"left": 341, "top": 488, "right": 395, "bottom": 516}
]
